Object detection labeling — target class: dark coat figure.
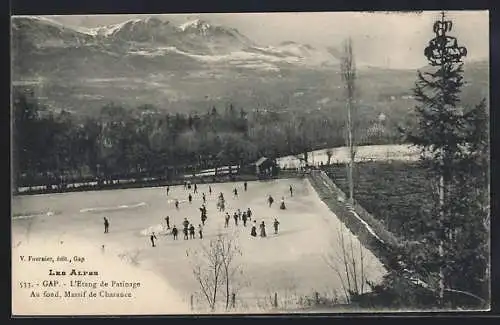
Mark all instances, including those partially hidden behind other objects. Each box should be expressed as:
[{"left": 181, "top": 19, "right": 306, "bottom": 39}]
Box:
[
  {"left": 233, "top": 213, "right": 238, "bottom": 226},
  {"left": 150, "top": 232, "right": 157, "bottom": 247},
  {"left": 242, "top": 212, "right": 248, "bottom": 227},
  {"left": 183, "top": 181, "right": 187, "bottom": 190},
  {"left": 225, "top": 213, "right": 230, "bottom": 228},
  {"left": 219, "top": 192, "right": 224, "bottom": 200},
  {"left": 187, "top": 182, "right": 192, "bottom": 190},
  {"left": 202, "top": 193, "right": 206, "bottom": 204},
  {"left": 188, "top": 194, "right": 193, "bottom": 204},
  {"left": 290, "top": 185, "right": 293, "bottom": 197},
  {"left": 273, "top": 218, "right": 280, "bottom": 234},
  {"left": 201, "top": 213, "right": 207, "bottom": 226},
  {"left": 175, "top": 199, "right": 179, "bottom": 210},
  {"left": 250, "top": 225, "right": 257, "bottom": 237},
  {"left": 237, "top": 209, "right": 242, "bottom": 220},
  {"left": 260, "top": 222, "right": 267, "bottom": 237},
  {"left": 268, "top": 195, "right": 274, "bottom": 207},
  {"left": 198, "top": 225, "right": 203, "bottom": 239},
  {"left": 183, "top": 227, "right": 189, "bottom": 240},
  {"left": 244, "top": 182, "right": 248, "bottom": 191},
  {"left": 189, "top": 225, "right": 195, "bottom": 239},
  {"left": 247, "top": 208, "right": 252, "bottom": 221},
  {"left": 209, "top": 186, "right": 212, "bottom": 195},
  {"left": 166, "top": 186, "right": 170, "bottom": 196},
  {"left": 183, "top": 218, "right": 190, "bottom": 229},
  {"left": 103, "top": 217, "right": 109, "bottom": 233},
  {"left": 194, "top": 184, "right": 198, "bottom": 193},
  {"left": 172, "top": 226, "right": 178, "bottom": 240},
  {"left": 280, "top": 197, "right": 286, "bottom": 210},
  {"left": 233, "top": 188, "right": 238, "bottom": 197},
  {"left": 165, "top": 216, "right": 170, "bottom": 230}
]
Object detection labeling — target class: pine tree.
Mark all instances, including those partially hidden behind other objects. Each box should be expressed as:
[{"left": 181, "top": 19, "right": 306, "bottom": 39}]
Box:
[{"left": 404, "top": 12, "right": 488, "bottom": 307}]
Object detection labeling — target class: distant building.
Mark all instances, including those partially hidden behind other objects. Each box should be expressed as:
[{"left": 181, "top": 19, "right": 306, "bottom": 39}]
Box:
[{"left": 252, "top": 157, "right": 278, "bottom": 178}]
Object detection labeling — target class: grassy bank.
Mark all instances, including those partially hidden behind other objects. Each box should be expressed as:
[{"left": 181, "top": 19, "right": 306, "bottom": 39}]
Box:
[{"left": 323, "top": 161, "right": 434, "bottom": 241}]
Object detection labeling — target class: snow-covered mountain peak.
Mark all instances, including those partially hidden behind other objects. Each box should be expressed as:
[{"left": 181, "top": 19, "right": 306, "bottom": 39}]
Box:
[{"left": 179, "top": 19, "right": 211, "bottom": 32}]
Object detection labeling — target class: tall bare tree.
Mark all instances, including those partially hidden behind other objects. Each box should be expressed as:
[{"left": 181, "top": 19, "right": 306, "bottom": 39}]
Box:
[{"left": 341, "top": 38, "right": 357, "bottom": 204}]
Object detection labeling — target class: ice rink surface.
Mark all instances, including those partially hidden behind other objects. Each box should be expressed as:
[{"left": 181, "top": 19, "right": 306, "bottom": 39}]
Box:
[{"left": 12, "top": 178, "right": 386, "bottom": 313}]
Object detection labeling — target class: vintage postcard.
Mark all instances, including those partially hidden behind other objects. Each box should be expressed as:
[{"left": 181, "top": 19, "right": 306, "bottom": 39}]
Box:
[{"left": 11, "top": 11, "right": 490, "bottom": 315}]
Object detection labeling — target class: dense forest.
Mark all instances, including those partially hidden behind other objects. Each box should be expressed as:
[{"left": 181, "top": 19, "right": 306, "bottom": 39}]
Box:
[{"left": 12, "top": 86, "right": 403, "bottom": 190}]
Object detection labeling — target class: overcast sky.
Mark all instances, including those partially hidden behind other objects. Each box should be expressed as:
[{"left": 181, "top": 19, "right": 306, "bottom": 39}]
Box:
[{"left": 47, "top": 11, "right": 489, "bottom": 69}]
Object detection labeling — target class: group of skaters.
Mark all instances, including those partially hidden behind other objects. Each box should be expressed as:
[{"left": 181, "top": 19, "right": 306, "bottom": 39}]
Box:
[{"left": 102, "top": 181, "right": 294, "bottom": 247}]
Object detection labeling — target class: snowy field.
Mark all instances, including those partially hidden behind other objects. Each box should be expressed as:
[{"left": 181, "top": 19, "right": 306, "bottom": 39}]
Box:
[
  {"left": 277, "top": 144, "right": 420, "bottom": 169},
  {"left": 12, "top": 178, "right": 386, "bottom": 314}
]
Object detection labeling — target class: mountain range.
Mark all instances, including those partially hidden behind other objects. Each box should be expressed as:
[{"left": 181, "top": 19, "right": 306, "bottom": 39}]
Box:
[{"left": 11, "top": 16, "right": 488, "bottom": 117}]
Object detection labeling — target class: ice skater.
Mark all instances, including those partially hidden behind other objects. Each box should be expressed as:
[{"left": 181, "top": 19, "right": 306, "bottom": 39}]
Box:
[
  {"left": 237, "top": 209, "right": 242, "bottom": 220},
  {"left": 209, "top": 185, "right": 212, "bottom": 195},
  {"left": 183, "top": 227, "right": 189, "bottom": 240},
  {"left": 280, "top": 197, "right": 286, "bottom": 210},
  {"left": 250, "top": 222, "right": 257, "bottom": 237},
  {"left": 103, "top": 217, "right": 109, "bottom": 233},
  {"left": 247, "top": 208, "right": 252, "bottom": 221},
  {"left": 289, "top": 185, "right": 293, "bottom": 197},
  {"left": 198, "top": 224, "right": 203, "bottom": 239},
  {"left": 202, "top": 193, "right": 206, "bottom": 204},
  {"left": 188, "top": 193, "right": 193, "bottom": 204},
  {"left": 150, "top": 232, "right": 158, "bottom": 247},
  {"left": 244, "top": 181, "right": 248, "bottom": 191},
  {"left": 242, "top": 212, "right": 248, "bottom": 227},
  {"left": 201, "top": 212, "right": 207, "bottom": 226},
  {"left": 175, "top": 199, "right": 179, "bottom": 210},
  {"left": 189, "top": 224, "right": 195, "bottom": 239},
  {"left": 233, "top": 188, "right": 238, "bottom": 198},
  {"left": 194, "top": 184, "right": 198, "bottom": 194},
  {"left": 183, "top": 181, "right": 187, "bottom": 190},
  {"left": 172, "top": 226, "right": 178, "bottom": 240},
  {"left": 233, "top": 212, "right": 239, "bottom": 226},
  {"left": 166, "top": 186, "right": 170, "bottom": 196},
  {"left": 260, "top": 221, "right": 267, "bottom": 237},
  {"left": 268, "top": 195, "right": 274, "bottom": 207},
  {"left": 273, "top": 218, "right": 280, "bottom": 234},
  {"left": 225, "top": 213, "right": 230, "bottom": 228}
]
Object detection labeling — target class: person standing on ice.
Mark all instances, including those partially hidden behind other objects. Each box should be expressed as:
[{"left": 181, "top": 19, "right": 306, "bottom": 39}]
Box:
[
  {"left": 198, "top": 224, "right": 203, "bottom": 239},
  {"left": 188, "top": 193, "right": 193, "bottom": 204},
  {"left": 244, "top": 181, "right": 248, "bottom": 191},
  {"left": 172, "top": 226, "right": 178, "bottom": 240},
  {"left": 150, "top": 232, "right": 158, "bottom": 247},
  {"left": 273, "top": 218, "right": 280, "bottom": 234},
  {"left": 103, "top": 217, "right": 109, "bottom": 233},
  {"left": 165, "top": 216, "right": 170, "bottom": 230},
  {"left": 194, "top": 183, "right": 198, "bottom": 194},
  {"left": 237, "top": 209, "right": 242, "bottom": 220},
  {"left": 225, "top": 213, "right": 230, "bottom": 228},
  {"left": 242, "top": 211, "right": 248, "bottom": 227},
  {"left": 202, "top": 192, "right": 206, "bottom": 204},
  {"left": 209, "top": 185, "right": 212, "bottom": 195},
  {"left": 250, "top": 222, "right": 257, "bottom": 237},
  {"left": 259, "top": 221, "right": 267, "bottom": 237},
  {"left": 189, "top": 224, "right": 195, "bottom": 239},
  {"left": 183, "top": 226, "right": 189, "bottom": 240},
  {"left": 247, "top": 208, "right": 252, "bottom": 221},
  {"left": 280, "top": 197, "right": 286, "bottom": 210},
  {"left": 166, "top": 186, "right": 170, "bottom": 196},
  {"left": 268, "top": 195, "right": 274, "bottom": 207},
  {"left": 175, "top": 199, "right": 179, "bottom": 210},
  {"left": 289, "top": 185, "right": 293, "bottom": 197},
  {"left": 233, "top": 188, "right": 238, "bottom": 198},
  {"left": 233, "top": 212, "right": 239, "bottom": 226}
]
